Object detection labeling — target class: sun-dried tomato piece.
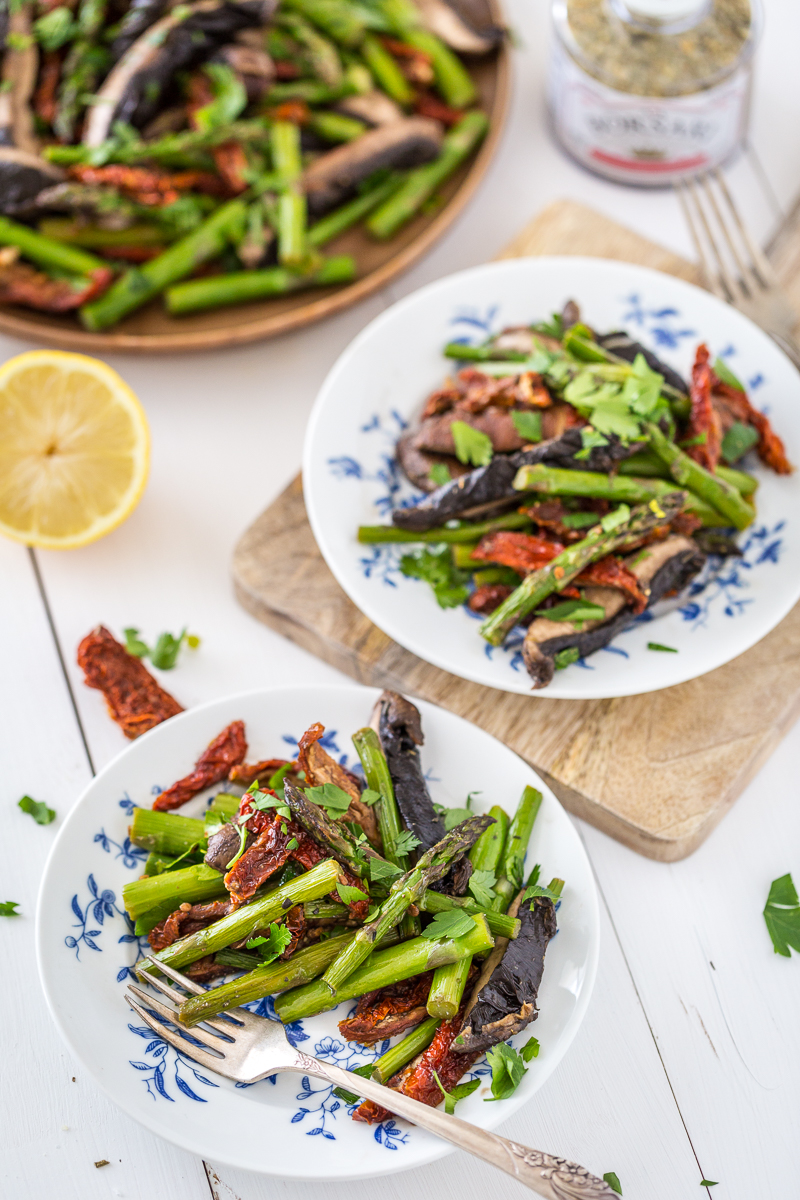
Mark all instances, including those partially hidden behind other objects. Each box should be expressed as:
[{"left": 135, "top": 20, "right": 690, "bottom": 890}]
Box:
[
  {"left": 684, "top": 343, "right": 722, "bottom": 471},
  {"left": 77, "top": 626, "right": 184, "bottom": 739},
  {"left": 148, "top": 899, "right": 231, "bottom": 952},
  {"left": 575, "top": 554, "right": 648, "bottom": 614},
  {"left": 711, "top": 375, "right": 793, "bottom": 475},
  {"left": 224, "top": 809, "right": 294, "bottom": 906},
  {"left": 186, "top": 955, "right": 230, "bottom": 981},
  {"left": 68, "top": 164, "right": 226, "bottom": 200},
  {"left": 281, "top": 904, "right": 306, "bottom": 958},
  {"left": 414, "top": 93, "right": 463, "bottom": 126},
  {"left": 669, "top": 511, "right": 704, "bottom": 538},
  {"left": 267, "top": 98, "right": 310, "bottom": 123},
  {"left": 274, "top": 59, "right": 301, "bottom": 79},
  {"left": 467, "top": 583, "right": 514, "bottom": 615},
  {"left": 339, "top": 973, "right": 433, "bottom": 1044},
  {"left": 298, "top": 723, "right": 381, "bottom": 849},
  {"left": 470, "top": 531, "right": 563, "bottom": 575},
  {"left": 0, "top": 251, "right": 113, "bottom": 312},
  {"left": 354, "top": 1010, "right": 480, "bottom": 1123},
  {"left": 153, "top": 721, "right": 247, "bottom": 811},
  {"left": 229, "top": 758, "right": 295, "bottom": 787}
]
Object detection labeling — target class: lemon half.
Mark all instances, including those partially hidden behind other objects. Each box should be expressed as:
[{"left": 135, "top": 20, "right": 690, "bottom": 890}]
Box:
[{"left": 0, "top": 350, "right": 150, "bottom": 549}]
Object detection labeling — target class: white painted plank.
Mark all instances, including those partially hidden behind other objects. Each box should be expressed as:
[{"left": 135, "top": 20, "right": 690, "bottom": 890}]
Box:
[
  {"left": 206, "top": 887, "right": 705, "bottom": 1200},
  {"left": 579, "top": 718, "right": 800, "bottom": 1200},
  {"left": 0, "top": 539, "right": 211, "bottom": 1200}
]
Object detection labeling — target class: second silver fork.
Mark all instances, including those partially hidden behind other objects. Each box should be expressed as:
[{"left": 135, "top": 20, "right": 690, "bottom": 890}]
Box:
[
  {"left": 126, "top": 955, "right": 617, "bottom": 1199},
  {"left": 676, "top": 169, "right": 800, "bottom": 371}
]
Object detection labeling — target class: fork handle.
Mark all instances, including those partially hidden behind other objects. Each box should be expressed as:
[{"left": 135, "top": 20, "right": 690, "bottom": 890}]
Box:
[{"left": 293, "top": 1055, "right": 616, "bottom": 1198}]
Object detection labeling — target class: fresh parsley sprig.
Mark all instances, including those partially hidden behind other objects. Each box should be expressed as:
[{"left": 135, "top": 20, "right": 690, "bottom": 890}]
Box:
[
  {"left": 763, "top": 872, "right": 800, "bottom": 957},
  {"left": 18, "top": 795, "right": 56, "bottom": 825},
  {"left": 0, "top": 901, "right": 21, "bottom": 917},
  {"left": 245, "top": 922, "right": 293, "bottom": 963},
  {"left": 123, "top": 626, "right": 200, "bottom": 670},
  {"left": 420, "top": 910, "right": 475, "bottom": 940},
  {"left": 432, "top": 1069, "right": 480, "bottom": 1114}
]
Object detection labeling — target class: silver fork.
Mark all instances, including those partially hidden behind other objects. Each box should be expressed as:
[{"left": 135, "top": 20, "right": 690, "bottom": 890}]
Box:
[
  {"left": 126, "top": 956, "right": 615, "bottom": 1198},
  {"left": 675, "top": 170, "right": 800, "bottom": 371}
]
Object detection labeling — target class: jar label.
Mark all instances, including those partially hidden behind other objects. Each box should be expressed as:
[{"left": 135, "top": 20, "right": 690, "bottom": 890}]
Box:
[{"left": 549, "top": 39, "right": 750, "bottom": 184}]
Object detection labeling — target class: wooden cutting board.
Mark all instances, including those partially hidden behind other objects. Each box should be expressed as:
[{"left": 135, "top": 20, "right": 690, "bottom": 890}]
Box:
[{"left": 232, "top": 197, "right": 800, "bottom": 862}]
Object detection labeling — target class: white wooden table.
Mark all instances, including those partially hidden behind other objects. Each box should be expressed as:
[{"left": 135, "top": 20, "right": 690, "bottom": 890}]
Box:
[{"left": 3, "top": 2, "right": 799, "bottom": 1196}]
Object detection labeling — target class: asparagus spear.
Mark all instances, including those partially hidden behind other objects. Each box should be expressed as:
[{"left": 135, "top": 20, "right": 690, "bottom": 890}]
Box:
[
  {"left": 277, "top": 9, "right": 343, "bottom": 86},
  {"left": 646, "top": 422, "right": 755, "bottom": 531},
  {"left": 493, "top": 786, "right": 542, "bottom": 912},
  {"left": 513, "top": 463, "right": 727, "bottom": 526},
  {"left": 179, "top": 930, "right": 357, "bottom": 1025},
  {"left": 417, "top": 889, "right": 520, "bottom": 939},
  {"left": 618, "top": 450, "right": 758, "bottom": 495},
  {"left": 357, "top": 511, "right": 532, "bottom": 545},
  {"left": 376, "top": 0, "right": 476, "bottom": 107},
  {"left": 122, "top": 863, "right": 225, "bottom": 921},
  {"left": 372, "top": 1015, "right": 440, "bottom": 1083},
  {"left": 0, "top": 215, "right": 109, "bottom": 278},
  {"left": 367, "top": 111, "right": 489, "bottom": 239},
  {"left": 352, "top": 727, "right": 409, "bottom": 871},
  {"left": 165, "top": 256, "right": 356, "bottom": 315},
  {"left": 304, "top": 899, "right": 350, "bottom": 920},
  {"left": 361, "top": 33, "right": 414, "bottom": 106},
  {"left": 129, "top": 808, "right": 207, "bottom": 857},
  {"left": 179, "top": 926, "right": 402, "bottom": 1025},
  {"left": 479, "top": 492, "right": 687, "bottom": 645},
  {"left": 276, "top": 914, "right": 494, "bottom": 1022},
  {"left": 37, "top": 220, "right": 168, "bottom": 249},
  {"left": 308, "top": 175, "right": 402, "bottom": 247},
  {"left": 214, "top": 947, "right": 261, "bottom": 971},
  {"left": 282, "top": 0, "right": 367, "bottom": 48},
  {"left": 321, "top": 814, "right": 492, "bottom": 994},
  {"left": 44, "top": 120, "right": 273, "bottom": 168},
  {"left": 308, "top": 110, "right": 366, "bottom": 142},
  {"left": 283, "top": 780, "right": 385, "bottom": 880},
  {"left": 145, "top": 858, "right": 340, "bottom": 974},
  {"left": 80, "top": 199, "right": 247, "bottom": 330},
  {"left": 427, "top": 804, "right": 509, "bottom": 1011},
  {"left": 427, "top": 955, "right": 471, "bottom": 1020},
  {"left": 206, "top": 793, "right": 241, "bottom": 822}
]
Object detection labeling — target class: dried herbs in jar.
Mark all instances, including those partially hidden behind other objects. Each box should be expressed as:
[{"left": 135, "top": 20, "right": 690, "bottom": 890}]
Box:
[{"left": 548, "top": 0, "right": 761, "bottom": 185}]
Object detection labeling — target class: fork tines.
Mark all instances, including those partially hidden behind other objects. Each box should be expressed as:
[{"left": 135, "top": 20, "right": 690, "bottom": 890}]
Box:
[{"left": 675, "top": 169, "right": 777, "bottom": 307}]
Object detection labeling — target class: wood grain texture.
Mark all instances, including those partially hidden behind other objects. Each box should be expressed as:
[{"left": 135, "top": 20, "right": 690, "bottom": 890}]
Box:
[
  {"left": 232, "top": 197, "right": 800, "bottom": 862},
  {"left": 0, "top": 7, "right": 508, "bottom": 355}
]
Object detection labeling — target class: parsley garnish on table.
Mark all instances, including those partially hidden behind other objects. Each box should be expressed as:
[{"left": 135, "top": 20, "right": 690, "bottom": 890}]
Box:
[
  {"left": 18, "top": 795, "right": 56, "bottom": 825},
  {"left": 763, "top": 872, "right": 800, "bottom": 956},
  {"left": 123, "top": 626, "right": 200, "bottom": 669},
  {"left": 0, "top": 901, "right": 21, "bottom": 917},
  {"left": 603, "top": 1171, "right": 623, "bottom": 1195}
]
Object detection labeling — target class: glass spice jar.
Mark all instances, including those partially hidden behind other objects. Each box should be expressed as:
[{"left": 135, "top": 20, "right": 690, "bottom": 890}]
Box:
[{"left": 548, "top": 0, "right": 762, "bottom": 185}]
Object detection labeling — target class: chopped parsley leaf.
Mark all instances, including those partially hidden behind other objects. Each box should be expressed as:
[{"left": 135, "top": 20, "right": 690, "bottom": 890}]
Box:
[
  {"left": 429, "top": 462, "right": 452, "bottom": 487},
  {"left": 763, "top": 872, "right": 800, "bottom": 956},
  {"left": 18, "top": 795, "right": 56, "bottom": 825},
  {"left": 713, "top": 357, "right": 744, "bottom": 391},
  {"left": 537, "top": 598, "right": 606, "bottom": 624},
  {"left": 520, "top": 1036, "right": 539, "bottom": 1062},
  {"left": 420, "top": 909, "right": 475, "bottom": 941},
  {"left": 333, "top": 1062, "right": 375, "bottom": 1104},
  {"left": 485, "top": 1042, "right": 527, "bottom": 1100},
  {"left": 554, "top": 647, "right": 580, "bottom": 671},
  {"left": 647, "top": 642, "right": 678, "bottom": 653},
  {"left": 400, "top": 546, "right": 470, "bottom": 609},
  {"left": 700, "top": 1182, "right": 718, "bottom": 1189},
  {"left": 360, "top": 788, "right": 381, "bottom": 806},
  {"left": 245, "top": 922, "right": 293, "bottom": 963},
  {"left": 468, "top": 868, "right": 497, "bottom": 908},
  {"left": 370, "top": 857, "right": 403, "bottom": 883},
  {"left": 305, "top": 782, "right": 353, "bottom": 818},
  {"left": 0, "top": 901, "right": 20, "bottom": 917},
  {"left": 522, "top": 882, "right": 562, "bottom": 904},
  {"left": 603, "top": 1171, "right": 623, "bottom": 1195},
  {"left": 450, "top": 420, "right": 493, "bottom": 467},
  {"left": 225, "top": 824, "right": 248, "bottom": 870},
  {"left": 432, "top": 1069, "right": 480, "bottom": 1114},
  {"left": 337, "top": 882, "right": 369, "bottom": 906},
  {"left": 394, "top": 829, "right": 421, "bottom": 856},
  {"left": 511, "top": 410, "right": 542, "bottom": 442},
  {"left": 721, "top": 420, "right": 759, "bottom": 464}
]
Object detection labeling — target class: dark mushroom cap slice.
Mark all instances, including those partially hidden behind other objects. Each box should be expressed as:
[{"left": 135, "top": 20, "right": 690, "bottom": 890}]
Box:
[
  {"left": 371, "top": 690, "right": 446, "bottom": 853},
  {"left": 416, "top": 0, "right": 504, "bottom": 53},
  {"left": 302, "top": 117, "right": 444, "bottom": 215},
  {"left": 0, "top": 148, "right": 65, "bottom": 216}
]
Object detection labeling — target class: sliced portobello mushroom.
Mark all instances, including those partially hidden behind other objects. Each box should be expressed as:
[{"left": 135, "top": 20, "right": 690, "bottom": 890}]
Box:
[
  {"left": 396, "top": 434, "right": 471, "bottom": 492},
  {"left": 335, "top": 90, "right": 404, "bottom": 127},
  {"left": 371, "top": 690, "right": 446, "bottom": 854},
  {"left": 0, "top": 148, "right": 65, "bottom": 216},
  {"left": 391, "top": 429, "right": 641, "bottom": 531},
  {"left": 454, "top": 892, "right": 558, "bottom": 1054},
  {"left": 416, "top": 0, "right": 504, "bottom": 53},
  {"left": 303, "top": 117, "right": 443, "bottom": 215},
  {"left": 204, "top": 821, "right": 251, "bottom": 873},
  {"left": 522, "top": 534, "right": 707, "bottom": 688},
  {"left": 109, "top": 0, "right": 170, "bottom": 63}
]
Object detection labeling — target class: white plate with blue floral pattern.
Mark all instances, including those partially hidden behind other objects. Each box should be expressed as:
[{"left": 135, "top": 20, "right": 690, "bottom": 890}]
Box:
[
  {"left": 303, "top": 257, "right": 800, "bottom": 698},
  {"left": 36, "top": 685, "right": 599, "bottom": 1179}
]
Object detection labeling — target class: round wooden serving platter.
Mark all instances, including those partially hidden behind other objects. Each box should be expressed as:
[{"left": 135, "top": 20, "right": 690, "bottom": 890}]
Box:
[{"left": 0, "top": 12, "right": 509, "bottom": 354}]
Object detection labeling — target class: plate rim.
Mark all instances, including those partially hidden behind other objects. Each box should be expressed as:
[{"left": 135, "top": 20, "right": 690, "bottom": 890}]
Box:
[
  {"left": 35, "top": 682, "right": 600, "bottom": 1178},
  {"left": 302, "top": 254, "right": 800, "bottom": 699}
]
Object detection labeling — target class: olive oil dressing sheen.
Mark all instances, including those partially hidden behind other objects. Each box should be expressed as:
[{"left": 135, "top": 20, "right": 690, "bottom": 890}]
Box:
[{"left": 548, "top": 0, "right": 761, "bottom": 184}]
